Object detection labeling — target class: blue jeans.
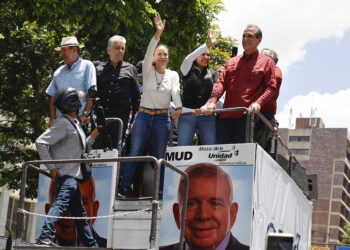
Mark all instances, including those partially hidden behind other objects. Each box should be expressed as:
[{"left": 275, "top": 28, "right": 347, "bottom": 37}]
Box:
[
  {"left": 218, "top": 115, "right": 248, "bottom": 144},
  {"left": 93, "top": 117, "right": 129, "bottom": 151},
  {"left": 39, "top": 176, "right": 98, "bottom": 248},
  {"left": 177, "top": 114, "right": 216, "bottom": 146},
  {"left": 121, "top": 111, "right": 170, "bottom": 191}
]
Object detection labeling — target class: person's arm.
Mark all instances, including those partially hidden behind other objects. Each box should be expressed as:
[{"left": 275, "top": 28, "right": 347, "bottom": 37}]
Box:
[
  {"left": 130, "top": 66, "right": 141, "bottom": 123},
  {"left": 35, "top": 119, "right": 67, "bottom": 176},
  {"left": 180, "top": 29, "right": 216, "bottom": 77},
  {"left": 48, "top": 96, "right": 56, "bottom": 127},
  {"left": 275, "top": 66, "right": 283, "bottom": 99},
  {"left": 180, "top": 44, "right": 208, "bottom": 76},
  {"left": 171, "top": 72, "right": 182, "bottom": 120},
  {"left": 250, "top": 58, "right": 277, "bottom": 113},
  {"left": 46, "top": 73, "right": 58, "bottom": 127},
  {"left": 205, "top": 62, "right": 228, "bottom": 115},
  {"left": 81, "top": 62, "right": 96, "bottom": 124},
  {"left": 143, "top": 14, "right": 165, "bottom": 75},
  {"left": 80, "top": 96, "right": 93, "bottom": 124}
]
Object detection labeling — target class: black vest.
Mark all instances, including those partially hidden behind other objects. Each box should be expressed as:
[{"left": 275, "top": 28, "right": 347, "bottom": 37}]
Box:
[{"left": 182, "top": 66, "right": 218, "bottom": 109}]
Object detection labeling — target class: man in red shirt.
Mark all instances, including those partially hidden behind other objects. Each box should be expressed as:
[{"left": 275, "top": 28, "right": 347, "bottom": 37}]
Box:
[
  {"left": 206, "top": 24, "right": 277, "bottom": 143},
  {"left": 254, "top": 48, "right": 282, "bottom": 151}
]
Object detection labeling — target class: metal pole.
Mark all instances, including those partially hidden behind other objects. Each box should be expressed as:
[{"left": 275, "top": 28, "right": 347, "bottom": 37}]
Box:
[
  {"left": 15, "top": 163, "right": 28, "bottom": 247},
  {"left": 168, "top": 119, "right": 175, "bottom": 147},
  {"left": 149, "top": 159, "right": 161, "bottom": 249},
  {"left": 160, "top": 160, "right": 189, "bottom": 250},
  {"left": 248, "top": 112, "right": 255, "bottom": 143},
  {"left": 288, "top": 155, "right": 292, "bottom": 176},
  {"left": 274, "top": 135, "right": 278, "bottom": 160}
]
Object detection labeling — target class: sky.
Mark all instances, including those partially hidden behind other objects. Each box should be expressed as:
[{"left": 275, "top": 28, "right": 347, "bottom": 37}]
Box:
[{"left": 216, "top": 0, "right": 350, "bottom": 130}]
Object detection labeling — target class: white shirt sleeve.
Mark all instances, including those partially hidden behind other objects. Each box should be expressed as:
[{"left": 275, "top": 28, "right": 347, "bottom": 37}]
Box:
[
  {"left": 180, "top": 43, "right": 209, "bottom": 77},
  {"left": 171, "top": 72, "right": 182, "bottom": 108},
  {"left": 143, "top": 36, "right": 159, "bottom": 75}
]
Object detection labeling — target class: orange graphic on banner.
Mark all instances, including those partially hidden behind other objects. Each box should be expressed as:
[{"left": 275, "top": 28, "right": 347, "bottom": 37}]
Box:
[{"left": 311, "top": 246, "right": 330, "bottom": 250}]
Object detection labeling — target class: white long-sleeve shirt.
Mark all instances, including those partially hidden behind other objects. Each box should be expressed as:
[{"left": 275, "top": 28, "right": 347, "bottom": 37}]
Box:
[{"left": 140, "top": 36, "right": 182, "bottom": 109}]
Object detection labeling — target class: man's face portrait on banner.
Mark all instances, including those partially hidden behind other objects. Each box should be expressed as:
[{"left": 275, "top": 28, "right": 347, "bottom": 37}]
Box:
[
  {"left": 173, "top": 165, "right": 238, "bottom": 249},
  {"left": 160, "top": 163, "right": 252, "bottom": 250}
]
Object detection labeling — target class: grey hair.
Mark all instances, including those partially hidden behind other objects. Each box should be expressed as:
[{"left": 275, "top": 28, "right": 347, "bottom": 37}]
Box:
[
  {"left": 107, "top": 35, "right": 126, "bottom": 49},
  {"left": 261, "top": 48, "right": 279, "bottom": 64},
  {"left": 245, "top": 24, "right": 262, "bottom": 39}
]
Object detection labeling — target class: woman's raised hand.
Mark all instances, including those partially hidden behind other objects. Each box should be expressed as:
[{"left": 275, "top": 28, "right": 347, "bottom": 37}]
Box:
[
  {"left": 207, "top": 29, "right": 217, "bottom": 48},
  {"left": 154, "top": 13, "right": 166, "bottom": 40}
]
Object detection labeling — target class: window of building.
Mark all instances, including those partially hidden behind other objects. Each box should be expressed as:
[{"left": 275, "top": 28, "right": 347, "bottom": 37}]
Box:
[
  {"left": 290, "top": 149, "right": 309, "bottom": 155},
  {"left": 346, "top": 151, "right": 350, "bottom": 163},
  {"left": 289, "top": 136, "right": 310, "bottom": 142}
]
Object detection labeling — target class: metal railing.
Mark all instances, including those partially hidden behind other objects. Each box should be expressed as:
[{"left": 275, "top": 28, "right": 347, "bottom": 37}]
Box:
[
  {"left": 172, "top": 107, "right": 301, "bottom": 171},
  {"left": 170, "top": 107, "right": 255, "bottom": 145},
  {"left": 15, "top": 157, "right": 189, "bottom": 250}
]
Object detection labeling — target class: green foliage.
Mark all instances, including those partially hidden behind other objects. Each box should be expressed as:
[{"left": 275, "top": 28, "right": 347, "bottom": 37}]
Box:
[
  {"left": 0, "top": 1, "right": 62, "bottom": 198},
  {"left": 210, "top": 31, "right": 238, "bottom": 69},
  {"left": 0, "top": 0, "right": 228, "bottom": 198},
  {"left": 342, "top": 223, "right": 350, "bottom": 244}
]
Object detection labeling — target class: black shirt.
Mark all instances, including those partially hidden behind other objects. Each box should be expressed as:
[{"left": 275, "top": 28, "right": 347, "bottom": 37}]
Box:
[{"left": 94, "top": 61, "right": 141, "bottom": 120}]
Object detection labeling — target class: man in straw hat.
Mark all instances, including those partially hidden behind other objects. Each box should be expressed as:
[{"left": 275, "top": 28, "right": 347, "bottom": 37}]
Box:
[{"left": 46, "top": 36, "right": 96, "bottom": 129}]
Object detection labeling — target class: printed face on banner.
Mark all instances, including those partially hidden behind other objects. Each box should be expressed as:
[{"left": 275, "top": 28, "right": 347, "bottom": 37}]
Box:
[
  {"left": 36, "top": 166, "right": 114, "bottom": 247},
  {"left": 160, "top": 144, "right": 254, "bottom": 249},
  {"left": 173, "top": 173, "right": 239, "bottom": 249}
]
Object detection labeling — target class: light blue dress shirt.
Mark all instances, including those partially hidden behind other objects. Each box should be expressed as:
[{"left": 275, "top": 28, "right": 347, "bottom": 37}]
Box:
[{"left": 46, "top": 57, "right": 96, "bottom": 117}]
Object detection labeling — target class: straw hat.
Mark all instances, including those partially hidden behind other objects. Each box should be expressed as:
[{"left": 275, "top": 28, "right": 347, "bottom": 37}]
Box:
[{"left": 54, "top": 36, "right": 85, "bottom": 51}]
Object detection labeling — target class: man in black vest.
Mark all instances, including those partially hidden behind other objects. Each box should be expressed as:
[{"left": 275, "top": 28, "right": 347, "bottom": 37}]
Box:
[{"left": 93, "top": 35, "right": 141, "bottom": 150}]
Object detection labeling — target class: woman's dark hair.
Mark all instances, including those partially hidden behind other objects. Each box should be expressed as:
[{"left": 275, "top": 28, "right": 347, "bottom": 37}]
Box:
[{"left": 191, "top": 44, "right": 209, "bottom": 69}]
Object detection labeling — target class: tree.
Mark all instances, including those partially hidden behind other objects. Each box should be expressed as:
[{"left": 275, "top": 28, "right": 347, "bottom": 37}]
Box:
[
  {"left": 0, "top": 0, "right": 225, "bottom": 198},
  {"left": 210, "top": 31, "right": 238, "bottom": 69},
  {"left": 342, "top": 223, "right": 350, "bottom": 244}
]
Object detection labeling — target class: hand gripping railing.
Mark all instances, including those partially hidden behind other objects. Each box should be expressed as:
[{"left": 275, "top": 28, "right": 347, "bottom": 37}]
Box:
[{"left": 15, "top": 156, "right": 165, "bottom": 249}]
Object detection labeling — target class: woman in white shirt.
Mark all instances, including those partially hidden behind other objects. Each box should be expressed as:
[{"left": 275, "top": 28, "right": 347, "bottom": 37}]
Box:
[{"left": 119, "top": 14, "right": 182, "bottom": 197}]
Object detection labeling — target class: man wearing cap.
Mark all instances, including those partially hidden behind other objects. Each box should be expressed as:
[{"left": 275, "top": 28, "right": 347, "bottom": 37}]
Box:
[
  {"left": 46, "top": 36, "right": 96, "bottom": 128},
  {"left": 93, "top": 35, "right": 140, "bottom": 149}
]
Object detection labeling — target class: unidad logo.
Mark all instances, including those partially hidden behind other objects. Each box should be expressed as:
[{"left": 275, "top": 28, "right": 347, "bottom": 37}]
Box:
[{"left": 208, "top": 153, "right": 233, "bottom": 159}]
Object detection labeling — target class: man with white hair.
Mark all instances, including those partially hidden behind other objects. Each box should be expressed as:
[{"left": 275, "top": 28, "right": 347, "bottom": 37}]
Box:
[
  {"left": 46, "top": 36, "right": 96, "bottom": 128},
  {"left": 93, "top": 35, "right": 141, "bottom": 149}
]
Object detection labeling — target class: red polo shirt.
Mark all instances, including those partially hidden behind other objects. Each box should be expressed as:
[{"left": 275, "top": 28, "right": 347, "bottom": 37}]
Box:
[
  {"left": 210, "top": 51, "right": 277, "bottom": 118},
  {"left": 261, "top": 66, "right": 282, "bottom": 114}
]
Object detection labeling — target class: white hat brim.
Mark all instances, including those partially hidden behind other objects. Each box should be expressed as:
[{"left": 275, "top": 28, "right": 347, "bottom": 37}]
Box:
[{"left": 54, "top": 45, "right": 85, "bottom": 51}]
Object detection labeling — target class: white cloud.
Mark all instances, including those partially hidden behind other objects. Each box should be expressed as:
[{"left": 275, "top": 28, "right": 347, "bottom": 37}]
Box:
[
  {"left": 276, "top": 90, "right": 350, "bottom": 130},
  {"left": 217, "top": 0, "right": 350, "bottom": 72}
]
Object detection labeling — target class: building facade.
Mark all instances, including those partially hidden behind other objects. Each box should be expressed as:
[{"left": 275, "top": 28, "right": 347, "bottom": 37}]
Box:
[{"left": 279, "top": 117, "right": 350, "bottom": 245}]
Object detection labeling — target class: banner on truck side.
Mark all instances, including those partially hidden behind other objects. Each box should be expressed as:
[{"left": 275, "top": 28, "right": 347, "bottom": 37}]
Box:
[{"left": 159, "top": 143, "right": 254, "bottom": 249}]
